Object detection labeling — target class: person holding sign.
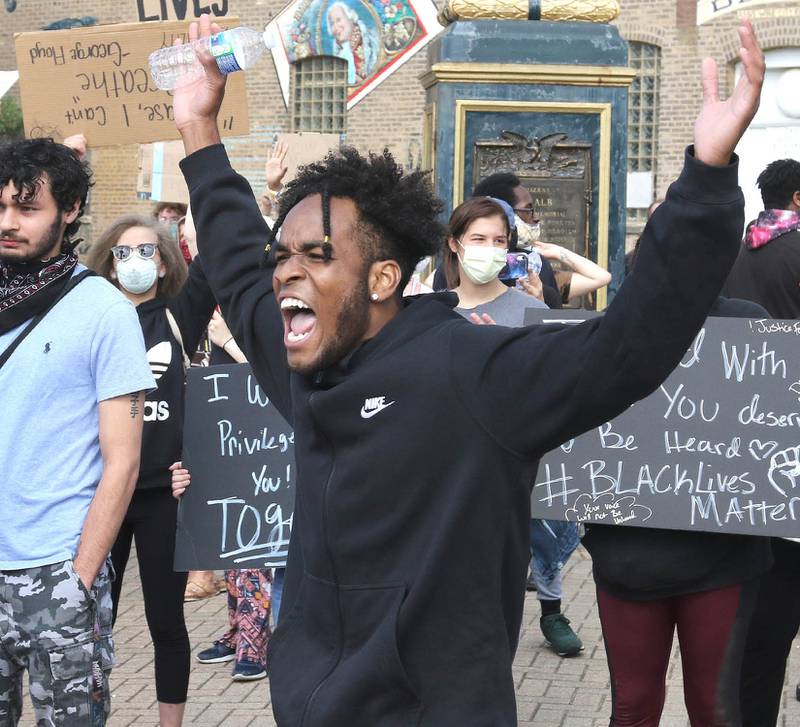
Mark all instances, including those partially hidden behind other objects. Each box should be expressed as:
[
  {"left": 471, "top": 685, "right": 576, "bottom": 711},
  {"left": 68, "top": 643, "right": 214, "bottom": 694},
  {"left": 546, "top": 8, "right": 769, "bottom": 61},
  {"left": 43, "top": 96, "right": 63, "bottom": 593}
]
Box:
[
  {"left": 171, "top": 14, "right": 764, "bottom": 725},
  {"left": 172, "top": 312, "right": 275, "bottom": 683},
  {"left": 581, "top": 248, "right": 773, "bottom": 725},
  {"left": 724, "top": 157, "right": 800, "bottom": 726},
  {"left": 86, "top": 215, "right": 218, "bottom": 727}
]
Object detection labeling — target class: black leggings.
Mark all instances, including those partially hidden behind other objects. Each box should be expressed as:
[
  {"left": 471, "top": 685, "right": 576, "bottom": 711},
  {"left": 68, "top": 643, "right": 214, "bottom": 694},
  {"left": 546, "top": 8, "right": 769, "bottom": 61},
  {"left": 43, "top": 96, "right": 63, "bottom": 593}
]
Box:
[
  {"left": 740, "top": 539, "right": 800, "bottom": 727},
  {"left": 110, "top": 487, "right": 190, "bottom": 704}
]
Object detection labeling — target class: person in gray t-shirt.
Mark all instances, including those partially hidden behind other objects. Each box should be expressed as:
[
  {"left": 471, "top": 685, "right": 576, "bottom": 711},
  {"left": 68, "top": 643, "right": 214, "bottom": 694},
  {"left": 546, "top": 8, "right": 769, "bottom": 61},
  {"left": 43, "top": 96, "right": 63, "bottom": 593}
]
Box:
[
  {"left": 440, "top": 196, "right": 548, "bottom": 325},
  {"left": 444, "top": 196, "right": 584, "bottom": 658},
  {"left": 455, "top": 286, "right": 546, "bottom": 327}
]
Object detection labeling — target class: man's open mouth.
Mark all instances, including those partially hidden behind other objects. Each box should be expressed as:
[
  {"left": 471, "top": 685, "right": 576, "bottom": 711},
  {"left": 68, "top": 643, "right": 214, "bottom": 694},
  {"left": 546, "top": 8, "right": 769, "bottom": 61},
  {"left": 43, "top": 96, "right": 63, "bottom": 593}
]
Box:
[{"left": 281, "top": 297, "right": 318, "bottom": 344}]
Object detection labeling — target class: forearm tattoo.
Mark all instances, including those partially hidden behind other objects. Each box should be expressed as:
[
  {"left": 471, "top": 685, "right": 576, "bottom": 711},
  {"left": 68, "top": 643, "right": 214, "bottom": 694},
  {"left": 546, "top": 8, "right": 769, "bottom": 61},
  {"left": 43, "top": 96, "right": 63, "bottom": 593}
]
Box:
[{"left": 129, "top": 393, "right": 140, "bottom": 419}]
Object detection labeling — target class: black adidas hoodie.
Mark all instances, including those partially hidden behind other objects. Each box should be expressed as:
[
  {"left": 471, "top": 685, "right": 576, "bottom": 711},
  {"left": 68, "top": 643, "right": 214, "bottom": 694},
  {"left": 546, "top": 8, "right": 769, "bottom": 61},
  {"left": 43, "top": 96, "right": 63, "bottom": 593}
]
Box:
[
  {"left": 135, "top": 257, "right": 216, "bottom": 489},
  {"left": 182, "top": 144, "right": 743, "bottom": 726}
]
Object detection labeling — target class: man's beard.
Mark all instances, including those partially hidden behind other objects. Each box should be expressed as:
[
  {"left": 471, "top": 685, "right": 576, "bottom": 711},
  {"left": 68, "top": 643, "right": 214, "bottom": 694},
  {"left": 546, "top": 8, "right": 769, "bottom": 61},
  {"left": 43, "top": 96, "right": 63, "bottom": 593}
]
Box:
[
  {"left": 313, "top": 276, "right": 371, "bottom": 374},
  {"left": 0, "top": 214, "right": 64, "bottom": 265}
]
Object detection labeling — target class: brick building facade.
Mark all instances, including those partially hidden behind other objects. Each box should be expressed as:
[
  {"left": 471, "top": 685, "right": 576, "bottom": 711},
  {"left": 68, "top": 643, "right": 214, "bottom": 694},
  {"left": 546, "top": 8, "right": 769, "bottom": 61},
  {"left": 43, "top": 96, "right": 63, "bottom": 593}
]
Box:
[{"left": 1, "top": 0, "right": 799, "bottom": 245}]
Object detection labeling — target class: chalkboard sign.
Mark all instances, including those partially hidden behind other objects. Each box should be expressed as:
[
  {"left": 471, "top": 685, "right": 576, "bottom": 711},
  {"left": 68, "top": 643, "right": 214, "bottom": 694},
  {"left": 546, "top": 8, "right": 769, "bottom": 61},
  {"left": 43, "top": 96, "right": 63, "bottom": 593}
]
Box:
[
  {"left": 174, "top": 364, "right": 295, "bottom": 570},
  {"left": 524, "top": 310, "right": 800, "bottom": 538}
]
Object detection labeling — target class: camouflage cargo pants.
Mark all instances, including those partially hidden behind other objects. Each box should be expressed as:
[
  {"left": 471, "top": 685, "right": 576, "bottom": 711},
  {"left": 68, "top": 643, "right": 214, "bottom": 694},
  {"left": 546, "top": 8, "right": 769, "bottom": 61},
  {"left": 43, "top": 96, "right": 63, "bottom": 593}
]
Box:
[{"left": 0, "top": 559, "right": 115, "bottom": 726}]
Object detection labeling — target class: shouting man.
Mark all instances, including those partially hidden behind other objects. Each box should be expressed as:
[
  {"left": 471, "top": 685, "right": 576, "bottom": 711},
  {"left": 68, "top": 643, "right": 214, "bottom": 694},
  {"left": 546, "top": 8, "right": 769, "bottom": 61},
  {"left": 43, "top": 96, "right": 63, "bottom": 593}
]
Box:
[
  {"left": 174, "top": 15, "right": 764, "bottom": 726},
  {"left": 0, "top": 139, "right": 154, "bottom": 725}
]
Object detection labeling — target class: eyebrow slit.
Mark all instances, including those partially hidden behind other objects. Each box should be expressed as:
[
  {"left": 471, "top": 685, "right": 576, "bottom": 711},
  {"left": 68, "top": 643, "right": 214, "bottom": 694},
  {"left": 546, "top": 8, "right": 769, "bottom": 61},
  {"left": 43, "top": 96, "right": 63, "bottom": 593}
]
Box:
[{"left": 298, "top": 240, "right": 335, "bottom": 260}]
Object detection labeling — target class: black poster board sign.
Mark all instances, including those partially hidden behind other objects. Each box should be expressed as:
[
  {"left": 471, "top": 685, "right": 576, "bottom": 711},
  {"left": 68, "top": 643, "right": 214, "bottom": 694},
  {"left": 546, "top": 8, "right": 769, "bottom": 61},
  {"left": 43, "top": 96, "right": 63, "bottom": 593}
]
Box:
[
  {"left": 174, "top": 364, "right": 295, "bottom": 570},
  {"left": 523, "top": 310, "right": 800, "bottom": 538}
]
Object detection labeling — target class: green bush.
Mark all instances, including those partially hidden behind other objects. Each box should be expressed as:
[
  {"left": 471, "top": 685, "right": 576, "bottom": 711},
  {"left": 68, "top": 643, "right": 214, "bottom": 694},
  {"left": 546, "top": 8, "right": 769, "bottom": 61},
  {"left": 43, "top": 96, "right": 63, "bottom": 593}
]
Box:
[{"left": 0, "top": 96, "right": 24, "bottom": 141}]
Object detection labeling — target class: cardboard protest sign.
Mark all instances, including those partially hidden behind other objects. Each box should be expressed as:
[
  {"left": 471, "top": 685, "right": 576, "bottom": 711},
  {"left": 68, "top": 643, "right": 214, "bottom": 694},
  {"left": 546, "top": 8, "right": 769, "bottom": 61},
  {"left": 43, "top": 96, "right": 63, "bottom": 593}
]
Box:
[
  {"left": 175, "top": 365, "right": 295, "bottom": 571},
  {"left": 14, "top": 19, "right": 249, "bottom": 147},
  {"left": 137, "top": 141, "right": 189, "bottom": 205},
  {"left": 524, "top": 310, "right": 800, "bottom": 539},
  {"left": 276, "top": 132, "right": 341, "bottom": 184}
]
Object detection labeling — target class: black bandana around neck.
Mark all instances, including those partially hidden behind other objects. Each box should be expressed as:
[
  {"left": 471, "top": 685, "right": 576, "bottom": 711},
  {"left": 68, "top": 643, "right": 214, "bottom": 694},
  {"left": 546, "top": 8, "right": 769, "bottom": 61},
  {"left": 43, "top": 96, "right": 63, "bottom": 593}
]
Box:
[{"left": 0, "top": 248, "right": 79, "bottom": 336}]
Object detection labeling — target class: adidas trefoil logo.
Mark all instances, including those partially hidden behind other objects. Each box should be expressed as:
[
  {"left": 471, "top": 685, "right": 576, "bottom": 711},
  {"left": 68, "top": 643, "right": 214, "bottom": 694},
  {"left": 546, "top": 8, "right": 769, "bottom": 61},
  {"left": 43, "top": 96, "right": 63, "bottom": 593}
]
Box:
[
  {"left": 360, "top": 395, "right": 395, "bottom": 419},
  {"left": 146, "top": 341, "right": 172, "bottom": 383}
]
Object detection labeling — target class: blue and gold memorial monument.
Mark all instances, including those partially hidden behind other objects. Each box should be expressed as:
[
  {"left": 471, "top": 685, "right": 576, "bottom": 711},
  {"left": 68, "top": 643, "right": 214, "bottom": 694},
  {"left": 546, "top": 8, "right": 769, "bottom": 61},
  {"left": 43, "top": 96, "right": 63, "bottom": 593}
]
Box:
[{"left": 423, "top": 0, "right": 632, "bottom": 307}]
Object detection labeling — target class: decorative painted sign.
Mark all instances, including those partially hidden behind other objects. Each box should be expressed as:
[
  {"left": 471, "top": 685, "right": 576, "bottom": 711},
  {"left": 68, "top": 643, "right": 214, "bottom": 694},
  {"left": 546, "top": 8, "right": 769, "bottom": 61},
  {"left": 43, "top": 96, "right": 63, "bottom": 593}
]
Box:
[{"left": 268, "top": 0, "right": 444, "bottom": 109}]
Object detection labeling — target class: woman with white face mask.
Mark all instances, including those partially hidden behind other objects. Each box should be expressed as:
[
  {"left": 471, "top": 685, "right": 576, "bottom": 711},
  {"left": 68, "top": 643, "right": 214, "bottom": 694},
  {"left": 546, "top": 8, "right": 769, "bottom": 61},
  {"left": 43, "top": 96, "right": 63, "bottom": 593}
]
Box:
[
  {"left": 86, "top": 215, "right": 218, "bottom": 727},
  {"left": 444, "top": 196, "right": 548, "bottom": 324},
  {"left": 443, "top": 197, "right": 585, "bottom": 658}
]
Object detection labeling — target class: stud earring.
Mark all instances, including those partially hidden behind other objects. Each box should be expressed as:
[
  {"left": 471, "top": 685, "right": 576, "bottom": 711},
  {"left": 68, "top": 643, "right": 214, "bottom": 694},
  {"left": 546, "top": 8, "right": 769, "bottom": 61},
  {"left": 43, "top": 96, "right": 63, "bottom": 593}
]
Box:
[{"left": 371, "top": 293, "right": 379, "bottom": 302}]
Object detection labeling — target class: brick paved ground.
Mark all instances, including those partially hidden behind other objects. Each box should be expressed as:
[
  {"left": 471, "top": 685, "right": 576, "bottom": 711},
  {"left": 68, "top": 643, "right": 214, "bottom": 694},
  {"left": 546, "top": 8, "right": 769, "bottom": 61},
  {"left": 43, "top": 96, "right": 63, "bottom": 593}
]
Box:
[{"left": 19, "top": 547, "right": 800, "bottom": 725}]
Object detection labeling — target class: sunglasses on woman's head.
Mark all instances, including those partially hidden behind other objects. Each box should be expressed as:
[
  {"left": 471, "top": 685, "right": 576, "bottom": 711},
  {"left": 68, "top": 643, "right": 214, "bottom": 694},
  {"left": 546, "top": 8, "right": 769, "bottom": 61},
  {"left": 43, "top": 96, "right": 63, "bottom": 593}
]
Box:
[{"left": 111, "top": 243, "right": 158, "bottom": 261}]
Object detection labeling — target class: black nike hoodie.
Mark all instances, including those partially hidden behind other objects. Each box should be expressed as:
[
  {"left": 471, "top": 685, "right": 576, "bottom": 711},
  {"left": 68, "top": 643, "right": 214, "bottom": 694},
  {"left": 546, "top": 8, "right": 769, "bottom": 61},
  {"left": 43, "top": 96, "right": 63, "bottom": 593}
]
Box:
[{"left": 181, "top": 144, "right": 743, "bottom": 726}]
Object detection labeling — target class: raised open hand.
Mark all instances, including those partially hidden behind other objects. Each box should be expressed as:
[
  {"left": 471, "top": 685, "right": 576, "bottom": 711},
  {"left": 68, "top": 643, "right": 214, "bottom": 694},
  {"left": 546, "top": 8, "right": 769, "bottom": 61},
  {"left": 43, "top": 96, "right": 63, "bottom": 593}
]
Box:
[
  {"left": 694, "top": 19, "right": 765, "bottom": 166},
  {"left": 172, "top": 14, "right": 227, "bottom": 153},
  {"left": 266, "top": 140, "right": 290, "bottom": 191},
  {"left": 531, "top": 241, "right": 562, "bottom": 261},
  {"left": 62, "top": 134, "right": 88, "bottom": 160}
]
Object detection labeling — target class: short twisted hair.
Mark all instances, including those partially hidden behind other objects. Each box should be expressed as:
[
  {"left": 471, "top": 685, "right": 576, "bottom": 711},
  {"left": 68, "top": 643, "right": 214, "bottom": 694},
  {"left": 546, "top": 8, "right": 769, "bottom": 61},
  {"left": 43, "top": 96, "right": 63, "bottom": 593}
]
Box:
[
  {"left": 262, "top": 146, "right": 445, "bottom": 292},
  {"left": 757, "top": 159, "right": 800, "bottom": 210}
]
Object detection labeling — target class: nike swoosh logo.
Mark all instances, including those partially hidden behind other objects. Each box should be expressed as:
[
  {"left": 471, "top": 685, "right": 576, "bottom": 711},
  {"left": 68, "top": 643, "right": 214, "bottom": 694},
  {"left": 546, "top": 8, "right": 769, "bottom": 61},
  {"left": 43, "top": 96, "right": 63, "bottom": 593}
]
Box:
[{"left": 360, "top": 401, "right": 395, "bottom": 419}]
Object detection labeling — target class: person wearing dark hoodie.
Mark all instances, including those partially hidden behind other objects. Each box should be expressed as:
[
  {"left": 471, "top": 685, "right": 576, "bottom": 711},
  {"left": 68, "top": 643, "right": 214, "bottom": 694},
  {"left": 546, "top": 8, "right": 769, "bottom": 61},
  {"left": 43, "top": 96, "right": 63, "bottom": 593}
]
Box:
[
  {"left": 171, "top": 15, "right": 764, "bottom": 726},
  {"left": 725, "top": 158, "right": 800, "bottom": 319},
  {"left": 584, "top": 238, "right": 773, "bottom": 726},
  {"left": 86, "top": 215, "right": 217, "bottom": 727},
  {"left": 724, "top": 158, "right": 800, "bottom": 726}
]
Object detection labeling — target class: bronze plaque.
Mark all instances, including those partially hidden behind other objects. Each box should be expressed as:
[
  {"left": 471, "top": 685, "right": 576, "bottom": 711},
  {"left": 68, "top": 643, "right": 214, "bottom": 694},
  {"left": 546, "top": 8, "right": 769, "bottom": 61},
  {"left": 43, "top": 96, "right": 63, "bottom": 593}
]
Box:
[{"left": 473, "top": 131, "right": 592, "bottom": 257}]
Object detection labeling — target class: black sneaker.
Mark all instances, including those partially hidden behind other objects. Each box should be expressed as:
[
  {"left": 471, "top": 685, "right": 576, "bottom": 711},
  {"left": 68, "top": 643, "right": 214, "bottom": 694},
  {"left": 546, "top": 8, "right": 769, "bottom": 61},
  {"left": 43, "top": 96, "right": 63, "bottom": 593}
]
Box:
[
  {"left": 540, "top": 614, "right": 584, "bottom": 657},
  {"left": 232, "top": 661, "right": 267, "bottom": 681},
  {"left": 197, "top": 643, "right": 236, "bottom": 664}
]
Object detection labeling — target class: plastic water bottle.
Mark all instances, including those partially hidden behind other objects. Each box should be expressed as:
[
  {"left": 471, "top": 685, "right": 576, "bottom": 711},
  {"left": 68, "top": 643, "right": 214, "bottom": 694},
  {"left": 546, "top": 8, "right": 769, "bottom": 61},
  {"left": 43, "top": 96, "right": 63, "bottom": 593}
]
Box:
[
  {"left": 526, "top": 249, "right": 543, "bottom": 275},
  {"left": 149, "top": 26, "right": 276, "bottom": 91}
]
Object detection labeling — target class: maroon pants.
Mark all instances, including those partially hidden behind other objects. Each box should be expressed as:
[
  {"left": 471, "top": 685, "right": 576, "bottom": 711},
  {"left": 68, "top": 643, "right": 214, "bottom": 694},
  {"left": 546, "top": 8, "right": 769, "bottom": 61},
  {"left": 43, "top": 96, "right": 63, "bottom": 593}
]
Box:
[{"left": 597, "top": 582, "right": 756, "bottom": 727}]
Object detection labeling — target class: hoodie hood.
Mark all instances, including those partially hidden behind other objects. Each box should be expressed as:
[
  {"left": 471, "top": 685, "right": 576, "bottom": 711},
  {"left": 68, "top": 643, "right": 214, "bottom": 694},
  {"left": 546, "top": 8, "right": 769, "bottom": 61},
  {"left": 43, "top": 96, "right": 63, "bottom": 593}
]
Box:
[{"left": 745, "top": 209, "right": 800, "bottom": 250}]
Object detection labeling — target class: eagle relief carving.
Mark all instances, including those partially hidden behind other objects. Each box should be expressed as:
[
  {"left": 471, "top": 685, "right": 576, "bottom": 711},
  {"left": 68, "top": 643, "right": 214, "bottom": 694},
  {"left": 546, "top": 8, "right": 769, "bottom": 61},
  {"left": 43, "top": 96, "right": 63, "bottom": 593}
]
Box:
[{"left": 475, "top": 131, "right": 588, "bottom": 182}]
